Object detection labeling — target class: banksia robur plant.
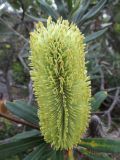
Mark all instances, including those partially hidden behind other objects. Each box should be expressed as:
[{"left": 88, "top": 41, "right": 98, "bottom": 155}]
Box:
[{"left": 29, "top": 17, "right": 91, "bottom": 150}]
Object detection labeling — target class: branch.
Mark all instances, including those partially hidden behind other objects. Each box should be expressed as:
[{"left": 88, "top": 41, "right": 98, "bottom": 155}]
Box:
[
  {"left": 100, "top": 67, "right": 105, "bottom": 90},
  {"left": 0, "top": 112, "right": 39, "bottom": 130},
  {"left": 18, "top": 42, "right": 29, "bottom": 71},
  {"left": 105, "top": 87, "right": 120, "bottom": 92},
  {"left": 106, "top": 88, "right": 120, "bottom": 113},
  {"left": 28, "top": 79, "right": 33, "bottom": 104},
  {"left": 18, "top": 0, "right": 25, "bottom": 21},
  {"left": 104, "top": 87, "right": 120, "bottom": 129},
  {"left": 0, "top": 18, "right": 28, "bottom": 43}
]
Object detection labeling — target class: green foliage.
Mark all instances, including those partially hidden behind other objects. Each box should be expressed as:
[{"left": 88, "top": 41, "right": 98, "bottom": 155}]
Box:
[
  {"left": 54, "top": 0, "right": 67, "bottom": 18},
  {"left": 91, "top": 91, "right": 108, "bottom": 112},
  {"left": 79, "top": 0, "right": 107, "bottom": 23},
  {"left": 0, "top": 129, "right": 64, "bottom": 160},
  {"left": 72, "top": 0, "right": 91, "bottom": 24},
  {"left": 71, "top": 0, "right": 107, "bottom": 25},
  {"left": 1, "top": 99, "right": 120, "bottom": 159},
  {"left": 65, "top": 0, "right": 73, "bottom": 12},
  {"left": 0, "top": 136, "right": 41, "bottom": 159},
  {"left": 80, "top": 148, "right": 112, "bottom": 160},
  {"left": 85, "top": 28, "right": 108, "bottom": 43},
  {"left": 12, "top": 62, "right": 29, "bottom": 84},
  {"left": 23, "top": 145, "right": 64, "bottom": 160},
  {"left": 114, "top": 23, "right": 120, "bottom": 33},
  {"left": 80, "top": 138, "right": 120, "bottom": 153},
  {"left": 0, "top": 43, "right": 13, "bottom": 70},
  {"left": 6, "top": 100, "right": 39, "bottom": 125},
  {"left": 7, "top": 0, "right": 33, "bottom": 10},
  {"left": 0, "top": 119, "right": 20, "bottom": 140},
  {"left": 11, "top": 130, "right": 40, "bottom": 141},
  {"left": 6, "top": 156, "right": 19, "bottom": 160},
  {"left": 37, "top": 0, "right": 59, "bottom": 20}
]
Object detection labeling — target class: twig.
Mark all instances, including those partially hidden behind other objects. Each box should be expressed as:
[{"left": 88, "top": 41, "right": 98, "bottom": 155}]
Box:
[
  {"left": 18, "top": 0, "right": 25, "bottom": 21},
  {"left": 92, "top": 111, "right": 104, "bottom": 115},
  {"left": 5, "top": 70, "right": 13, "bottom": 101},
  {"left": 95, "top": 57, "right": 105, "bottom": 90},
  {"left": 105, "top": 87, "right": 120, "bottom": 92},
  {"left": 0, "top": 112, "right": 39, "bottom": 130},
  {"left": 25, "top": 13, "right": 47, "bottom": 23},
  {"left": 11, "top": 84, "right": 27, "bottom": 89},
  {"left": 106, "top": 88, "right": 120, "bottom": 113},
  {"left": 100, "top": 67, "right": 105, "bottom": 90},
  {"left": 18, "top": 42, "right": 29, "bottom": 71},
  {"left": 104, "top": 88, "right": 120, "bottom": 130},
  {"left": 108, "top": 94, "right": 120, "bottom": 103},
  {"left": 0, "top": 17, "right": 28, "bottom": 43},
  {"left": 28, "top": 79, "right": 34, "bottom": 104}
]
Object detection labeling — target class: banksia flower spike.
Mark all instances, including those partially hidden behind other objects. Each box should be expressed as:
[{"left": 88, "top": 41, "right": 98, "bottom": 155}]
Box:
[{"left": 29, "top": 17, "right": 91, "bottom": 150}]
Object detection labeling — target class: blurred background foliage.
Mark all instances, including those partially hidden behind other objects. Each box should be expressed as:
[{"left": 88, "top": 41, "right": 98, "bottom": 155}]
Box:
[{"left": 0, "top": 0, "right": 120, "bottom": 159}]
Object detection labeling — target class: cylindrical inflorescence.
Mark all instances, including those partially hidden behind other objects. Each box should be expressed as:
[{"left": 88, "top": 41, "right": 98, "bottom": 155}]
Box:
[{"left": 29, "top": 17, "right": 91, "bottom": 150}]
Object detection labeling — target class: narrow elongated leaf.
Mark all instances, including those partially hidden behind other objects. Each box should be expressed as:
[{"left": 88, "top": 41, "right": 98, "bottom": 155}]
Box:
[
  {"left": 65, "top": 0, "right": 72, "bottom": 11},
  {"left": 69, "top": 0, "right": 81, "bottom": 19},
  {"left": 72, "top": 0, "right": 91, "bottom": 24},
  {"left": 38, "top": 149, "right": 64, "bottom": 160},
  {"left": 80, "top": 149, "right": 112, "bottom": 160},
  {"left": 87, "top": 154, "right": 112, "bottom": 160},
  {"left": 11, "top": 130, "right": 40, "bottom": 141},
  {"left": 37, "top": 0, "right": 59, "bottom": 20},
  {"left": 88, "top": 43, "right": 100, "bottom": 52},
  {"left": 85, "top": 28, "right": 108, "bottom": 43},
  {"left": 24, "top": 143, "right": 49, "bottom": 160},
  {"left": 25, "top": 13, "right": 47, "bottom": 22},
  {"left": 55, "top": 150, "right": 64, "bottom": 160},
  {"left": 91, "top": 91, "right": 108, "bottom": 112},
  {"left": 5, "top": 100, "right": 39, "bottom": 125},
  {"left": 24, "top": 143, "right": 64, "bottom": 160},
  {"left": 81, "top": 0, "right": 107, "bottom": 22},
  {"left": 80, "top": 138, "right": 120, "bottom": 153},
  {"left": 23, "top": 146, "right": 42, "bottom": 160},
  {"left": 55, "top": 0, "right": 66, "bottom": 18},
  {"left": 0, "top": 137, "right": 41, "bottom": 159}
]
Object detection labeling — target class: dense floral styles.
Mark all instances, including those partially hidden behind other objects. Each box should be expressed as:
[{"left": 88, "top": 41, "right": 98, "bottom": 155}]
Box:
[{"left": 29, "top": 17, "right": 91, "bottom": 150}]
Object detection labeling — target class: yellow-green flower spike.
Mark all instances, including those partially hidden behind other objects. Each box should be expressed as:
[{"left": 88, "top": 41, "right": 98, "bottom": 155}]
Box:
[{"left": 29, "top": 17, "right": 91, "bottom": 150}]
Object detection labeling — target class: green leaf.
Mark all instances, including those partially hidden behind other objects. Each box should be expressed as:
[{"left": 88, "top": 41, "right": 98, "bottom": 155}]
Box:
[
  {"left": 65, "top": 0, "right": 72, "bottom": 11},
  {"left": 91, "top": 91, "right": 108, "bottom": 112},
  {"left": 88, "top": 43, "right": 100, "bottom": 52},
  {"left": 55, "top": 150, "right": 64, "bottom": 160},
  {"left": 81, "top": 0, "right": 107, "bottom": 23},
  {"left": 80, "top": 138, "right": 120, "bottom": 153},
  {"left": 80, "top": 149, "right": 112, "bottom": 160},
  {"left": 23, "top": 146, "right": 41, "bottom": 160},
  {"left": 22, "top": 0, "right": 33, "bottom": 11},
  {"left": 37, "top": 0, "right": 59, "bottom": 21},
  {"left": 5, "top": 100, "right": 39, "bottom": 125},
  {"left": 85, "top": 28, "right": 108, "bottom": 43},
  {"left": 68, "top": 0, "right": 81, "bottom": 19},
  {"left": 24, "top": 143, "right": 64, "bottom": 160},
  {"left": 11, "top": 130, "right": 40, "bottom": 141},
  {"left": 0, "top": 137, "right": 41, "bottom": 159},
  {"left": 25, "top": 13, "right": 47, "bottom": 22},
  {"left": 23, "top": 143, "right": 49, "bottom": 160},
  {"left": 72, "top": 0, "right": 91, "bottom": 24},
  {"left": 7, "top": 0, "right": 21, "bottom": 9},
  {"left": 54, "top": 0, "right": 66, "bottom": 18}
]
